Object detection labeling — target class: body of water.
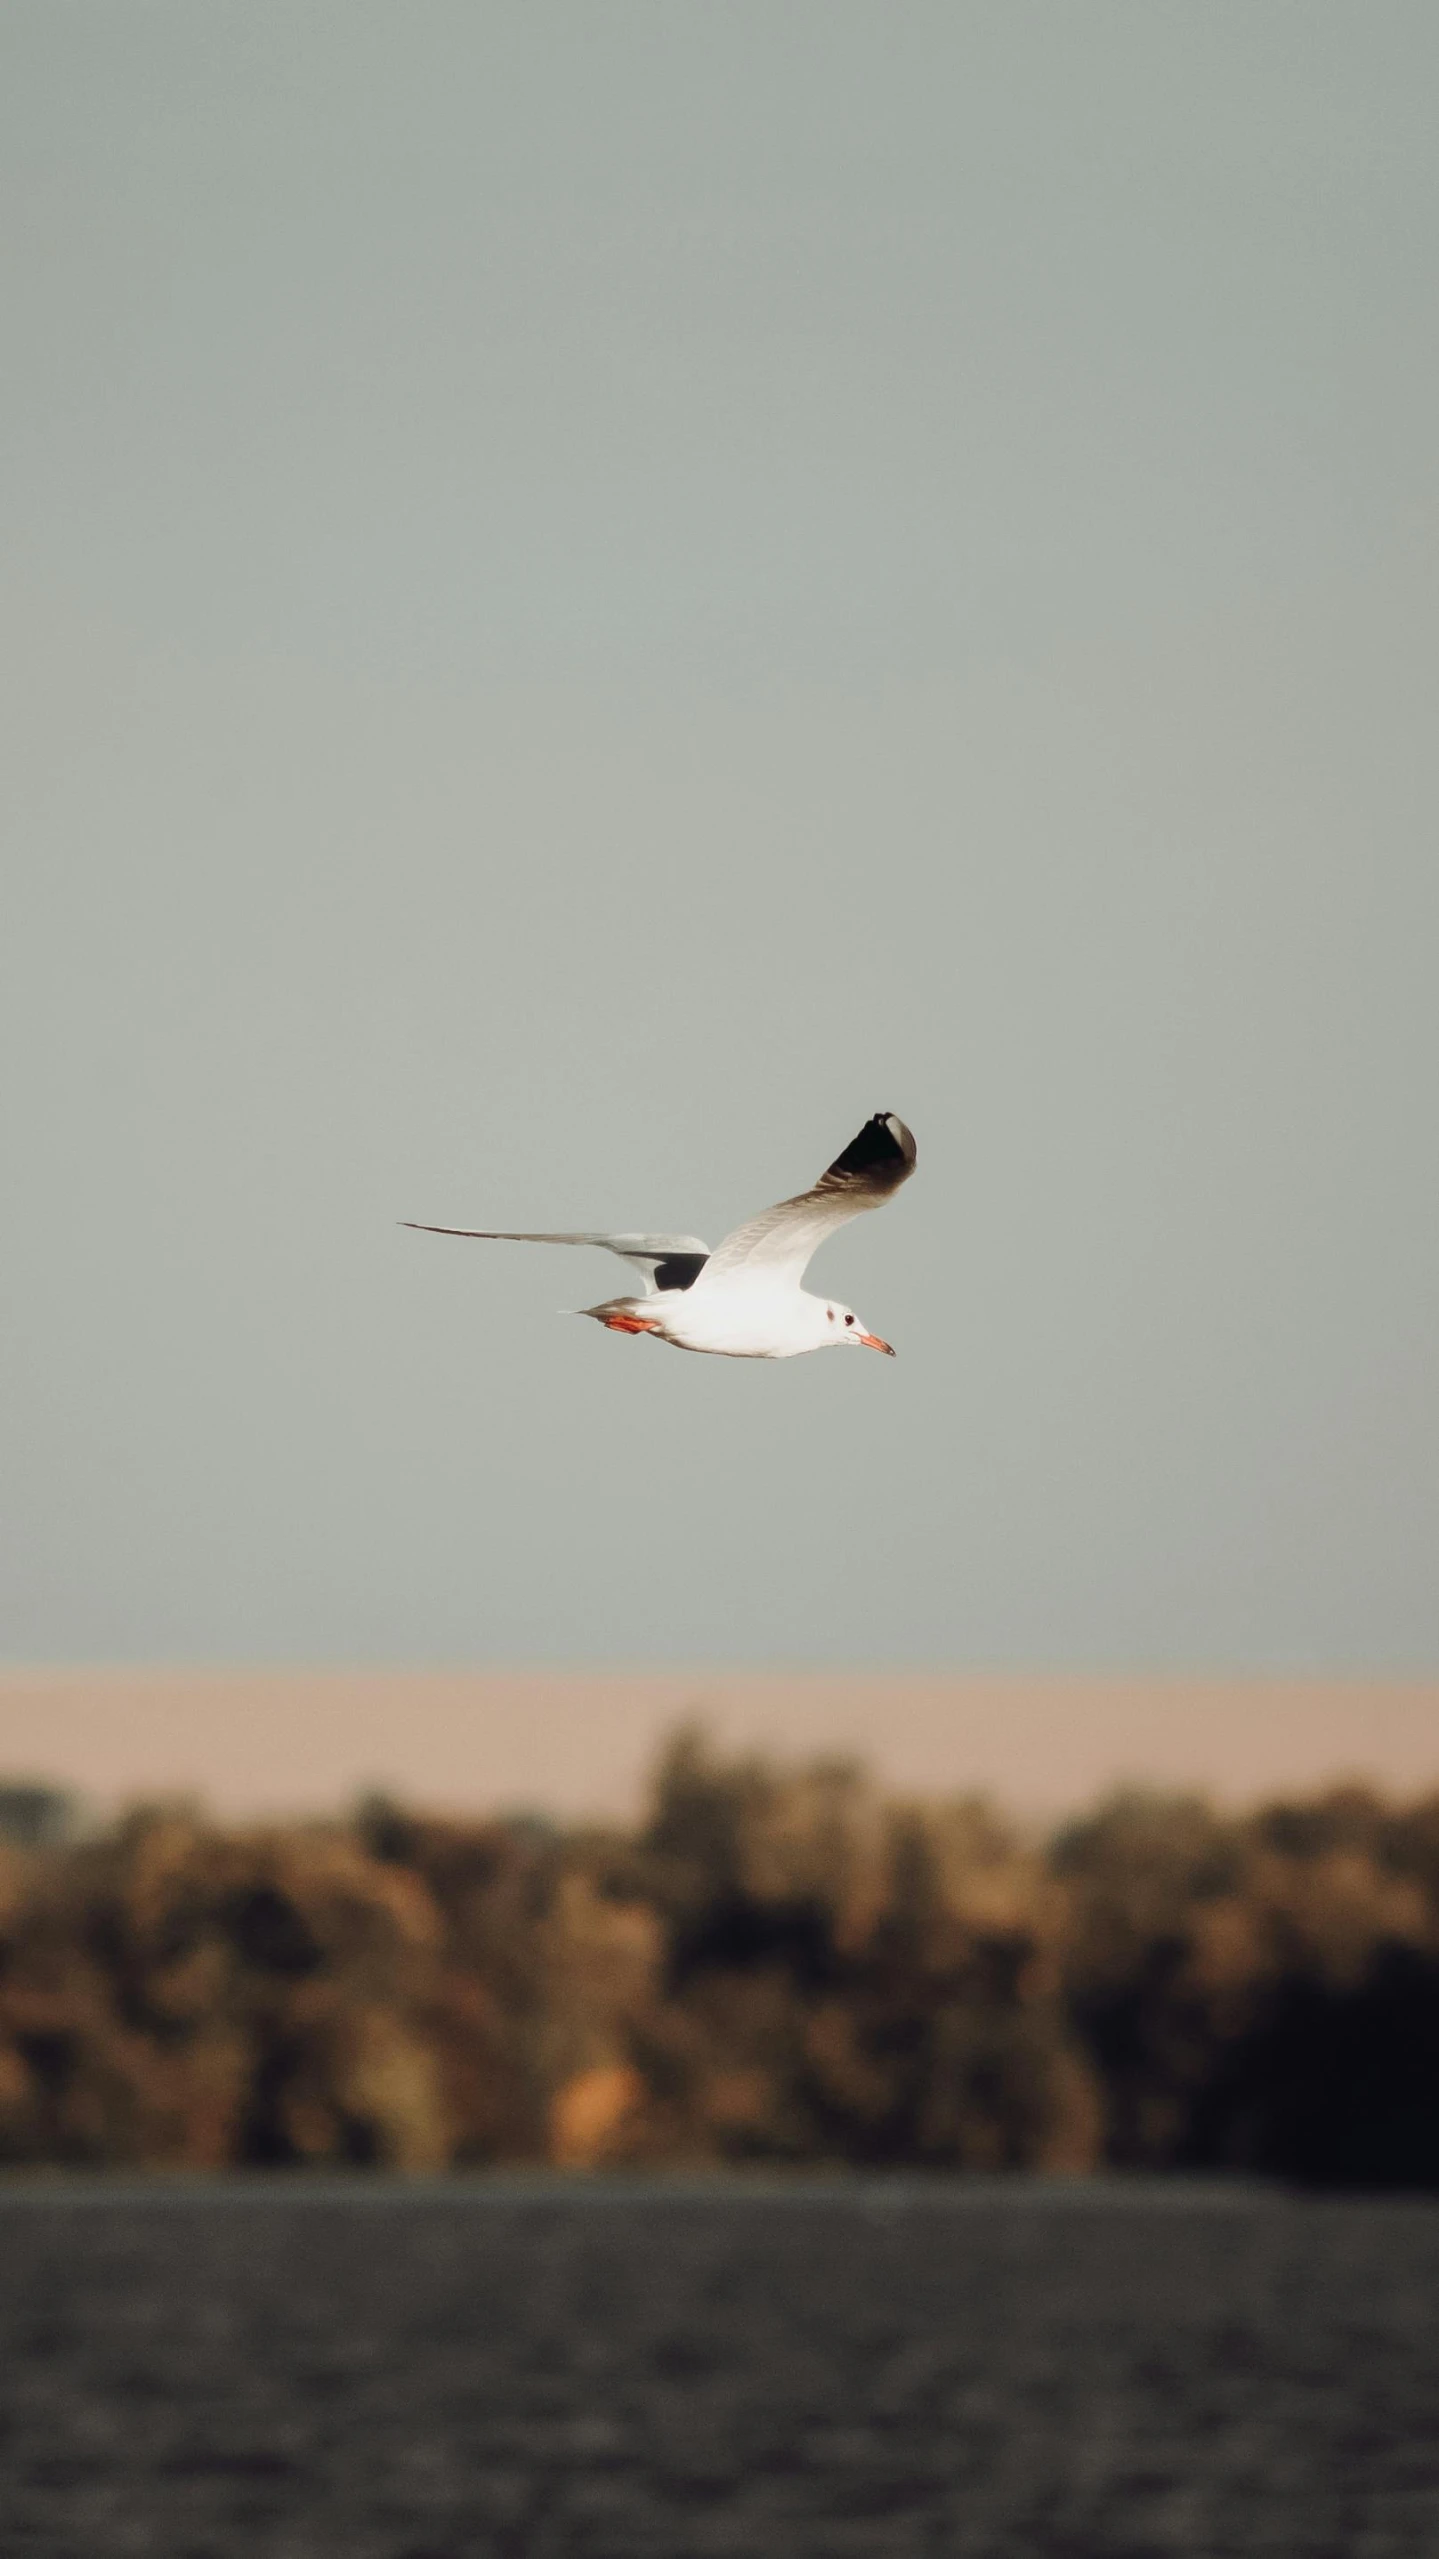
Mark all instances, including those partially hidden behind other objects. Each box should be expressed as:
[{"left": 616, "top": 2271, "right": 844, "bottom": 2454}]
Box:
[{"left": 2, "top": 2178, "right": 1436, "bottom": 2555}]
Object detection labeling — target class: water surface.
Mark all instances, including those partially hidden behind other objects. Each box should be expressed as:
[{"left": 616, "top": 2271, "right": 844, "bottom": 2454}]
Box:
[{"left": 2, "top": 2177, "right": 1435, "bottom": 2555}]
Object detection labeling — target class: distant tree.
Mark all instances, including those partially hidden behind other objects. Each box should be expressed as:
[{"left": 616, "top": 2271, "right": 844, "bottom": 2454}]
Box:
[
  {"left": 1, "top": 1743, "right": 1437, "bottom": 2185},
  {"left": 0, "top": 1784, "right": 74, "bottom": 1849}
]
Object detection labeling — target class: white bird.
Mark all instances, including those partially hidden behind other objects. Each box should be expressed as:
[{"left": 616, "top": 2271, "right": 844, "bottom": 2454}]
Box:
[{"left": 404, "top": 1111, "right": 916, "bottom": 1360}]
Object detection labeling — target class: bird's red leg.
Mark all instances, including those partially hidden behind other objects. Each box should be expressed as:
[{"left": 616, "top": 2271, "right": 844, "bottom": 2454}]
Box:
[{"left": 603, "top": 1312, "right": 660, "bottom": 1335}]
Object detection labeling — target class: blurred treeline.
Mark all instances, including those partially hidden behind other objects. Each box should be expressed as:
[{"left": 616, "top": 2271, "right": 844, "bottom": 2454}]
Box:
[{"left": 1, "top": 1729, "right": 1437, "bottom": 2186}]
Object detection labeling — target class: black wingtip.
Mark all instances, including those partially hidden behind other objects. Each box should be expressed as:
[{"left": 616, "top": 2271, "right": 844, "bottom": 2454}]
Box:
[
  {"left": 826, "top": 1112, "right": 917, "bottom": 1181},
  {"left": 875, "top": 1111, "right": 917, "bottom": 1169}
]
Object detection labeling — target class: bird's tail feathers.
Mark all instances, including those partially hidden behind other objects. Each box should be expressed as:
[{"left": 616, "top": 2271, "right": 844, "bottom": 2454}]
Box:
[{"left": 575, "top": 1295, "right": 655, "bottom": 1327}]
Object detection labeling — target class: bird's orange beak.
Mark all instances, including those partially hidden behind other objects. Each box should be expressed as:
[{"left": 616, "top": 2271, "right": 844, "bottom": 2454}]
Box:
[{"left": 859, "top": 1332, "right": 896, "bottom": 1356}]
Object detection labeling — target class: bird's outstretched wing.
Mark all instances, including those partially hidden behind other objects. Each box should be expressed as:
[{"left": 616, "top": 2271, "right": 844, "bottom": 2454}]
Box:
[
  {"left": 692, "top": 1112, "right": 916, "bottom": 1288},
  {"left": 400, "top": 1226, "right": 711, "bottom": 1295}
]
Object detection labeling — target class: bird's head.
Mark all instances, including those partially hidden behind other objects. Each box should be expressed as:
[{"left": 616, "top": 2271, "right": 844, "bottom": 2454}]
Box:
[{"left": 821, "top": 1300, "right": 895, "bottom": 1355}]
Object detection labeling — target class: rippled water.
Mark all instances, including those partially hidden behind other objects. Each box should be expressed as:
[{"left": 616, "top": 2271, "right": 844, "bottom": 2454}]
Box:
[{"left": 2, "top": 2178, "right": 1437, "bottom": 2556}]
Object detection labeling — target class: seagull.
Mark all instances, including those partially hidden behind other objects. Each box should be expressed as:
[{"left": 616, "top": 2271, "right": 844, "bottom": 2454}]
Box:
[{"left": 404, "top": 1111, "right": 916, "bottom": 1360}]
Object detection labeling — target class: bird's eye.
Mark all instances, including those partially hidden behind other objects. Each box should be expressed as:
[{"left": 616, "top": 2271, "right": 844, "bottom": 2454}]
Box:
[{"left": 844, "top": 1313, "right": 855, "bottom": 1327}]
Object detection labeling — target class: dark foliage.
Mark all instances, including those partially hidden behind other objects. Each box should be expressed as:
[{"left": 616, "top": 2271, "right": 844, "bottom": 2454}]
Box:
[{"left": 1, "top": 1727, "right": 1437, "bottom": 2183}]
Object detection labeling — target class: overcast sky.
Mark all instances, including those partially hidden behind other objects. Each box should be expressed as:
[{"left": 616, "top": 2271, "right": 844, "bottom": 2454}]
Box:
[{"left": 4, "top": 5, "right": 1437, "bottom": 1672}]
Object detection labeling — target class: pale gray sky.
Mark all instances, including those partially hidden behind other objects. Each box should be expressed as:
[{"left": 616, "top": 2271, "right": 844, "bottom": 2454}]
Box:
[{"left": 4, "top": 5, "right": 1437, "bottom": 1671}]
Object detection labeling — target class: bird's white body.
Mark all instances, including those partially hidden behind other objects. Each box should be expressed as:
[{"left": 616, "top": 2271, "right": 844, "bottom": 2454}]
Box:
[
  {"left": 405, "top": 1111, "right": 916, "bottom": 1363},
  {"left": 587, "top": 1275, "right": 873, "bottom": 1360}
]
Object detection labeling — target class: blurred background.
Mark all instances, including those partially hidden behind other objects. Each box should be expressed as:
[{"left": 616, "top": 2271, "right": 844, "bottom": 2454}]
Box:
[
  {"left": 3, "top": 2, "right": 1438, "bottom": 2179},
  {"left": 2, "top": 0, "right": 1433, "bottom": 2200},
  {"left": 6, "top": 13, "right": 1439, "bottom": 2552}
]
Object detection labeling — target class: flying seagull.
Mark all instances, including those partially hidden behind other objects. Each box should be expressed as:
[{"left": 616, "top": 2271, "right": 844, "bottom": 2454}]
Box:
[{"left": 404, "top": 1111, "right": 916, "bottom": 1360}]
